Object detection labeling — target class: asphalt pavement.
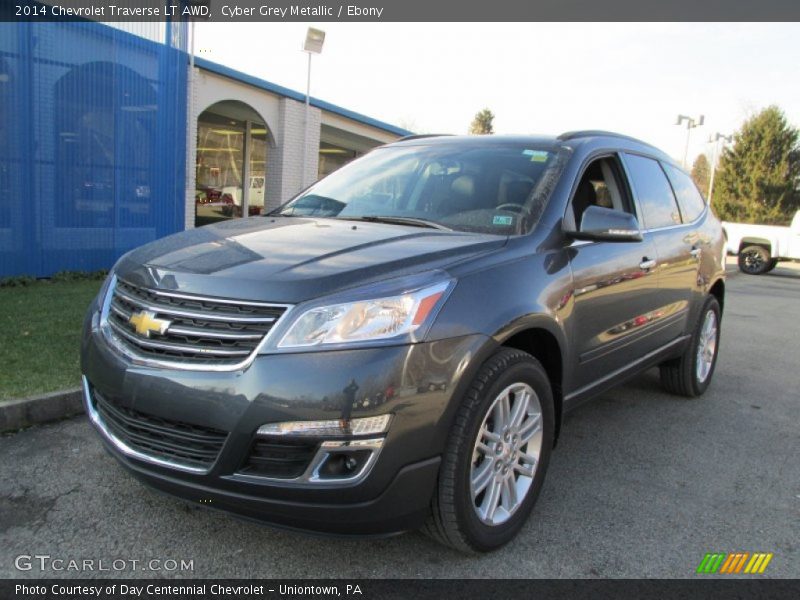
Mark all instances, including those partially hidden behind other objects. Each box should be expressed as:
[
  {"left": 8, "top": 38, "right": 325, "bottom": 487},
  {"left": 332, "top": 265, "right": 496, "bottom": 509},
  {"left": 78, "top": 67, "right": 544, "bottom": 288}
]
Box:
[{"left": 1, "top": 263, "right": 798, "bottom": 579}]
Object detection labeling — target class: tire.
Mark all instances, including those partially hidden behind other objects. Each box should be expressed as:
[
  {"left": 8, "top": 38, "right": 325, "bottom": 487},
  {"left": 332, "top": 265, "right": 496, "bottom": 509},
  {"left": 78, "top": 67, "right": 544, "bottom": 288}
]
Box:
[
  {"left": 738, "top": 245, "right": 771, "bottom": 274},
  {"left": 659, "top": 296, "right": 721, "bottom": 397},
  {"left": 424, "top": 348, "right": 554, "bottom": 553},
  {"left": 765, "top": 258, "right": 779, "bottom": 273}
]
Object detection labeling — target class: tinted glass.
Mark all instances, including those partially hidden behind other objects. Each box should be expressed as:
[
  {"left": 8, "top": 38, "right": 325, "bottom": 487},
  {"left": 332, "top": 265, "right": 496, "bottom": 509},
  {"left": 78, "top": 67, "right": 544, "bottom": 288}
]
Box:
[
  {"left": 274, "top": 144, "right": 569, "bottom": 235},
  {"left": 571, "top": 157, "right": 633, "bottom": 228},
  {"left": 623, "top": 154, "right": 682, "bottom": 229},
  {"left": 662, "top": 163, "right": 706, "bottom": 223}
]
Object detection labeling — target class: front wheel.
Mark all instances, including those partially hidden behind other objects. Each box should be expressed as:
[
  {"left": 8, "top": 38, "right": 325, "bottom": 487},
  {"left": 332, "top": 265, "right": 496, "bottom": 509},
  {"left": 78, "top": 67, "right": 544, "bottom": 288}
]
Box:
[
  {"left": 659, "top": 296, "right": 721, "bottom": 397},
  {"left": 738, "top": 245, "right": 771, "bottom": 274},
  {"left": 424, "top": 348, "right": 554, "bottom": 553}
]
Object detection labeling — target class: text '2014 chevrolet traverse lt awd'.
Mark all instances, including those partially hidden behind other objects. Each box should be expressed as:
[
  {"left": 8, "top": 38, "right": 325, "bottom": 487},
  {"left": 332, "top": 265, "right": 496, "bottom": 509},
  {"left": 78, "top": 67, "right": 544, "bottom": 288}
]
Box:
[{"left": 81, "top": 131, "right": 725, "bottom": 552}]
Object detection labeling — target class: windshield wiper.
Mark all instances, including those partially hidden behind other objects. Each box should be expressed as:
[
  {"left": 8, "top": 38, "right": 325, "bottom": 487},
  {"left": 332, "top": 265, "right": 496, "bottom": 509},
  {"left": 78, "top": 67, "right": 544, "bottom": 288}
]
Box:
[{"left": 344, "top": 216, "right": 452, "bottom": 231}]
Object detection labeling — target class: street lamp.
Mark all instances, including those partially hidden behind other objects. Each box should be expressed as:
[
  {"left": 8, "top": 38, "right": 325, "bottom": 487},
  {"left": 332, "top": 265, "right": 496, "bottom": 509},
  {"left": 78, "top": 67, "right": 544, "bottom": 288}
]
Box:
[
  {"left": 707, "top": 132, "right": 732, "bottom": 204},
  {"left": 301, "top": 27, "right": 325, "bottom": 187},
  {"left": 676, "top": 114, "right": 705, "bottom": 168}
]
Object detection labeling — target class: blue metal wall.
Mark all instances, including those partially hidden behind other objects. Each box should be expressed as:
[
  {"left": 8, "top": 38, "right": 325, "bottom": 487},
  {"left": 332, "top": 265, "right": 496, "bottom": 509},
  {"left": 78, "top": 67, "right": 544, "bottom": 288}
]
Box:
[{"left": 0, "top": 21, "right": 187, "bottom": 277}]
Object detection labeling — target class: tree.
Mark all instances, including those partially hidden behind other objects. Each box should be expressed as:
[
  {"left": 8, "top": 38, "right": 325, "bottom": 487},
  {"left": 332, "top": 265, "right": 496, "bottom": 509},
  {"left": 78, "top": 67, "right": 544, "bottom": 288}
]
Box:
[
  {"left": 712, "top": 106, "right": 800, "bottom": 224},
  {"left": 469, "top": 108, "right": 495, "bottom": 135},
  {"left": 690, "top": 154, "right": 710, "bottom": 198}
]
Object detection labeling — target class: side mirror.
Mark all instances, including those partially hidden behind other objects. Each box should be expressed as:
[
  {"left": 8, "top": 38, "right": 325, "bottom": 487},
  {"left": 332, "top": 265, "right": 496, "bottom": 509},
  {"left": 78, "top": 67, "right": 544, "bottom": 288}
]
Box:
[{"left": 570, "top": 205, "right": 643, "bottom": 242}]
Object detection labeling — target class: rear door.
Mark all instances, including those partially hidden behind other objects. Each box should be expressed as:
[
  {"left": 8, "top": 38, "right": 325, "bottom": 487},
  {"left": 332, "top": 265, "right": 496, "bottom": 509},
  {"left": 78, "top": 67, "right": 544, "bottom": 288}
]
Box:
[{"left": 621, "top": 154, "right": 700, "bottom": 341}]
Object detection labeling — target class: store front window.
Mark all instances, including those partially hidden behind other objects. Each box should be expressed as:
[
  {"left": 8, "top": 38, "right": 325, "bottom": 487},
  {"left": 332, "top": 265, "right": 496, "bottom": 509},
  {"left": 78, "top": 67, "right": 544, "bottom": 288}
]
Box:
[
  {"left": 195, "top": 102, "right": 269, "bottom": 227},
  {"left": 318, "top": 142, "right": 358, "bottom": 179}
]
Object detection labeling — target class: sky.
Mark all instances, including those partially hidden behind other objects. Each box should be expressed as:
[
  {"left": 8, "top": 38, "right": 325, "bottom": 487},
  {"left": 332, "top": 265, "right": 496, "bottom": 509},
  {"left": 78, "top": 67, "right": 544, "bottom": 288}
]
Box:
[{"left": 194, "top": 22, "right": 800, "bottom": 165}]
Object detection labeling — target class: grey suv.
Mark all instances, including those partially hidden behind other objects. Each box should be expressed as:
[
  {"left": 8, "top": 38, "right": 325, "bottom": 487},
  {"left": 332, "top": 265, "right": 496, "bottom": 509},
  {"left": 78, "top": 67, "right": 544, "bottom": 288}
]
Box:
[{"left": 81, "top": 132, "right": 725, "bottom": 552}]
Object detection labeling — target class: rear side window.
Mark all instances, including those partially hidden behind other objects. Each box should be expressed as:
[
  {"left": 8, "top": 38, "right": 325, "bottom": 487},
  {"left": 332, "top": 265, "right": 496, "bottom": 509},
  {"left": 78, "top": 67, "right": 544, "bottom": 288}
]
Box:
[
  {"left": 662, "top": 163, "right": 706, "bottom": 223},
  {"left": 623, "top": 153, "right": 682, "bottom": 229}
]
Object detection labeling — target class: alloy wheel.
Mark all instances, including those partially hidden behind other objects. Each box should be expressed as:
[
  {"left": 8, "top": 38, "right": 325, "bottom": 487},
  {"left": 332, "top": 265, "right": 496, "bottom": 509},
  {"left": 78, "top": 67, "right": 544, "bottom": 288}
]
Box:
[
  {"left": 696, "top": 309, "right": 718, "bottom": 383},
  {"left": 742, "top": 249, "right": 765, "bottom": 273},
  {"left": 470, "top": 383, "right": 543, "bottom": 526}
]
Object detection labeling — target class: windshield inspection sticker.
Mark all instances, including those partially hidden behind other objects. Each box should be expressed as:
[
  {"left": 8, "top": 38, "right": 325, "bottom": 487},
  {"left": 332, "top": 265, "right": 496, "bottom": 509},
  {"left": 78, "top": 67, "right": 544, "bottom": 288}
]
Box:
[
  {"left": 522, "top": 149, "right": 550, "bottom": 162},
  {"left": 493, "top": 215, "right": 514, "bottom": 226}
]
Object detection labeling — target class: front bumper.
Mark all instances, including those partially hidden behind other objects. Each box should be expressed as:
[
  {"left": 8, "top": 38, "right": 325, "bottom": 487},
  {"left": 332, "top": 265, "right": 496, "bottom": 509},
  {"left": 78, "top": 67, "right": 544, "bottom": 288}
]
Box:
[{"left": 81, "top": 313, "right": 490, "bottom": 535}]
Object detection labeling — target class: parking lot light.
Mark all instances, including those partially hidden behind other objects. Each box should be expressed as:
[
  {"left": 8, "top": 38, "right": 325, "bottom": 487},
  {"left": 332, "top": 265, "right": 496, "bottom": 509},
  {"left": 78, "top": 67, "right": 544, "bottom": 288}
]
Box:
[
  {"left": 676, "top": 114, "right": 705, "bottom": 168},
  {"left": 302, "top": 28, "right": 326, "bottom": 187}
]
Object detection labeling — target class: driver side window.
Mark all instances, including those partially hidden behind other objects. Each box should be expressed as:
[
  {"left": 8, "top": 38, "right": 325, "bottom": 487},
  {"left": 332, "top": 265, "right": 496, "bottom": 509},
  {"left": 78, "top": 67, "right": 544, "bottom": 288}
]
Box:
[{"left": 571, "top": 157, "right": 633, "bottom": 229}]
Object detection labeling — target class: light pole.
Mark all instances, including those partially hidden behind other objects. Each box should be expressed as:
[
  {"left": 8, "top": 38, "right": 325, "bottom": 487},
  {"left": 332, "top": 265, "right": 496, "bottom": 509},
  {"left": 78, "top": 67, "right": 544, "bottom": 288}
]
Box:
[
  {"left": 301, "top": 27, "right": 325, "bottom": 188},
  {"left": 707, "top": 133, "right": 732, "bottom": 204},
  {"left": 676, "top": 114, "right": 705, "bottom": 168}
]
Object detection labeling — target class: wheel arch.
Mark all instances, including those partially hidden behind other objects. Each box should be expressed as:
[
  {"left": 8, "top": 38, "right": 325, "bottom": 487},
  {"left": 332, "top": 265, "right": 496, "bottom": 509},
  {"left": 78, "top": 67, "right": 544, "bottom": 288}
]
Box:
[
  {"left": 739, "top": 237, "right": 773, "bottom": 255},
  {"left": 709, "top": 278, "right": 725, "bottom": 316},
  {"left": 497, "top": 323, "right": 565, "bottom": 444}
]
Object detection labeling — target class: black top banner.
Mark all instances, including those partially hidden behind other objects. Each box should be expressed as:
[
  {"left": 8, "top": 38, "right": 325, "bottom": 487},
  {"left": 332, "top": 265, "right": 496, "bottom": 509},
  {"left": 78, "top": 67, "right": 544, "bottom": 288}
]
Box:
[{"left": 3, "top": 0, "right": 800, "bottom": 22}]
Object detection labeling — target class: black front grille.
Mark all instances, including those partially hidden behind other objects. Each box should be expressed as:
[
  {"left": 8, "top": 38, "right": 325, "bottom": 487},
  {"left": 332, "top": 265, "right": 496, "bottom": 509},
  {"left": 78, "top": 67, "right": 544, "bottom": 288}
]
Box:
[
  {"left": 105, "top": 279, "right": 289, "bottom": 366},
  {"left": 239, "top": 439, "right": 319, "bottom": 479},
  {"left": 93, "top": 390, "right": 227, "bottom": 470}
]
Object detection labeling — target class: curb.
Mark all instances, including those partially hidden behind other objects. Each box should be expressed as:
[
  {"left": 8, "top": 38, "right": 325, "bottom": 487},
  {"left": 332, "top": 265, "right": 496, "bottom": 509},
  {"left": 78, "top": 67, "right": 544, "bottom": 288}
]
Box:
[{"left": 0, "top": 388, "right": 85, "bottom": 433}]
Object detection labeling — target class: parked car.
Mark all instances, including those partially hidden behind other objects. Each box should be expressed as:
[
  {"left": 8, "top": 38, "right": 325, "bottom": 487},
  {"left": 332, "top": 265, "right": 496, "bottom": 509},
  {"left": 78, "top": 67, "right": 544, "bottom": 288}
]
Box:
[
  {"left": 722, "top": 210, "right": 800, "bottom": 274},
  {"left": 222, "top": 175, "right": 267, "bottom": 216},
  {"left": 194, "top": 185, "right": 221, "bottom": 205},
  {"left": 194, "top": 185, "right": 234, "bottom": 208},
  {"left": 81, "top": 132, "right": 726, "bottom": 553}
]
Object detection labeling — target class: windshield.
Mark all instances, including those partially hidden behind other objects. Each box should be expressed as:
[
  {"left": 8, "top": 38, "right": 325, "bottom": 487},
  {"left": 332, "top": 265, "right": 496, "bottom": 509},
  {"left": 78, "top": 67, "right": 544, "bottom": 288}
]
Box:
[{"left": 272, "top": 143, "right": 569, "bottom": 235}]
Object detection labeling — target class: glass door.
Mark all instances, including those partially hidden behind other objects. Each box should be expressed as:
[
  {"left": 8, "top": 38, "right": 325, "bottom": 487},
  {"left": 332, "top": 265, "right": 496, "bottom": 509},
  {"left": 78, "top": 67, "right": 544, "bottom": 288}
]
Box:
[
  {"left": 195, "top": 112, "right": 245, "bottom": 226},
  {"left": 247, "top": 125, "right": 267, "bottom": 216}
]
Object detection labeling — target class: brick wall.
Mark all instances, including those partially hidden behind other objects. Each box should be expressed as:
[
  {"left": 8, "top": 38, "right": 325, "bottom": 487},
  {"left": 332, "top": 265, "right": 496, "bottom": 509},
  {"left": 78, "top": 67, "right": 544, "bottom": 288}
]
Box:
[
  {"left": 268, "top": 97, "right": 321, "bottom": 211},
  {"left": 185, "top": 66, "right": 199, "bottom": 230}
]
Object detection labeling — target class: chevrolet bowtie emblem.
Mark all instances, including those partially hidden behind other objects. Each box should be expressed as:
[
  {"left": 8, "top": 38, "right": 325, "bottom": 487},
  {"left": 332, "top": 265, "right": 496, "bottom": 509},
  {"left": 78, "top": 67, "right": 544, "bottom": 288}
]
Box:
[{"left": 128, "top": 310, "right": 170, "bottom": 338}]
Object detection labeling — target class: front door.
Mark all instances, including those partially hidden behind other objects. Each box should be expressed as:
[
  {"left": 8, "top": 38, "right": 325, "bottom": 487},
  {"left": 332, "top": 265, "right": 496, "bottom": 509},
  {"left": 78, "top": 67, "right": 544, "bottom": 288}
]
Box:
[{"left": 566, "top": 155, "right": 668, "bottom": 393}]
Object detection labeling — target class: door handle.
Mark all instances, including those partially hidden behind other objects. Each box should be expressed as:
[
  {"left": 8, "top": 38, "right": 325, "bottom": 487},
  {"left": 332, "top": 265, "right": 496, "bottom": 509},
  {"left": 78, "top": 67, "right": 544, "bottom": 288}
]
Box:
[{"left": 640, "top": 258, "right": 657, "bottom": 270}]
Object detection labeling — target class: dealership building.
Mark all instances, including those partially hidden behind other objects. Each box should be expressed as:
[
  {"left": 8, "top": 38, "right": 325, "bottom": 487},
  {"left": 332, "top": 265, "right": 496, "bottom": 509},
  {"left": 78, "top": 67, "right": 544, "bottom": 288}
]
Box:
[{"left": 0, "top": 22, "right": 409, "bottom": 278}]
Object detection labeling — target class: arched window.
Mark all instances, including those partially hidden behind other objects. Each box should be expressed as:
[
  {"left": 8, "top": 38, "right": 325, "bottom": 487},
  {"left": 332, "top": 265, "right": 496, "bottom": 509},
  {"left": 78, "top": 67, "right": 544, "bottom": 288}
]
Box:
[{"left": 195, "top": 101, "right": 271, "bottom": 227}]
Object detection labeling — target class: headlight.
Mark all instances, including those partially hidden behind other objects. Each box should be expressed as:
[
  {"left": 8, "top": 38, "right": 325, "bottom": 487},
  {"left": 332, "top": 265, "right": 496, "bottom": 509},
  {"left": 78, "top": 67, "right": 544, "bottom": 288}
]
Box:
[{"left": 277, "top": 280, "right": 451, "bottom": 349}]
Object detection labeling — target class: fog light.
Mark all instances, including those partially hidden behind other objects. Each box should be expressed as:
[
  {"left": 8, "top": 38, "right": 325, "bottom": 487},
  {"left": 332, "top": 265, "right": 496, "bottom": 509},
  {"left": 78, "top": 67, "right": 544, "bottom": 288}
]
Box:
[
  {"left": 316, "top": 450, "right": 372, "bottom": 479},
  {"left": 306, "top": 438, "right": 384, "bottom": 482},
  {"left": 257, "top": 414, "right": 391, "bottom": 437}
]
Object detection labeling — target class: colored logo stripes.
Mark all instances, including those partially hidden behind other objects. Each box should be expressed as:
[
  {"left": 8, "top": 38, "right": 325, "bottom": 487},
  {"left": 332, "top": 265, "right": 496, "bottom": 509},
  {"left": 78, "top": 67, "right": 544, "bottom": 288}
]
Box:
[{"left": 696, "top": 552, "right": 773, "bottom": 574}]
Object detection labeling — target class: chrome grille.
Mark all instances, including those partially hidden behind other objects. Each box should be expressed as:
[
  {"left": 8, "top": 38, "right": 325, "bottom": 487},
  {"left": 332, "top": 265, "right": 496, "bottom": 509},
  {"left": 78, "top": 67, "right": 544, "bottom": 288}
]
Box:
[{"left": 104, "top": 278, "right": 289, "bottom": 367}]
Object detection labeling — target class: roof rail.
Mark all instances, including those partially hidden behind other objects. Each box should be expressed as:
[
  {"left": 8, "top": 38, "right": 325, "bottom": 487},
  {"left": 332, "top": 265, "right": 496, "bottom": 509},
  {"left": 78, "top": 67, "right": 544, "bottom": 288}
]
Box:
[
  {"left": 395, "top": 133, "right": 453, "bottom": 142},
  {"left": 557, "top": 130, "right": 652, "bottom": 145}
]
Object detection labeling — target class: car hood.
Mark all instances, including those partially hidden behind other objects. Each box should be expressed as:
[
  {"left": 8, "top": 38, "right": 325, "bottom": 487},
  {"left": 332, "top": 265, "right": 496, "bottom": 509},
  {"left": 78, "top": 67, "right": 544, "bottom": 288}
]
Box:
[{"left": 116, "top": 217, "right": 506, "bottom": 303}]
